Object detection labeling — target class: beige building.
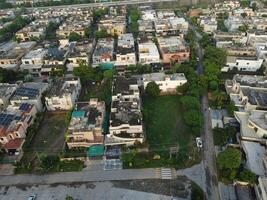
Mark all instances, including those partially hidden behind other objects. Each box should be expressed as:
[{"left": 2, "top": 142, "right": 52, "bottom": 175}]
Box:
[
  {"left": 66, "top": 99, "right": 105, "bottom": 148},
  {"left": 158, "top": 36, "right": 190, "bottom": 65}
]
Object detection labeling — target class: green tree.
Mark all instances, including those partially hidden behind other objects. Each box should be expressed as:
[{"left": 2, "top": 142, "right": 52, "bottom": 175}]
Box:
[
  {"left": 73, "top": 63, "right": 102, "bottom": 84},
  {"left": 95, "top": 30, "right": 109, "bottom": 39},
  {"left": 239, "top": 169, "right": 257, "bottom": 184},
  {"left": 241, "top": 12, "right": 248, "bottom": 18},
  {"left": 176, "top": 82, "right": 188, "bottom": 94},
  {"left": 68, "top": 32, "right": 81, "bottom": 42},
  {"left": 180, "top": 96, "right": 200, "bottom": 110},
  {"left": 217, "top": 147, "right": 241, "bottom": 170},
  {"left": 184, "top": 110, "right": 202, "bottom": 127},
  {"left": 251, "top": 2, "right": 257, "bottom": 11},
  {"left": 145, "top": 81, "right": 160, "bottom": 96},
  {"left": 39, "top": 154, "right": 60, "bottom": 171},
  {"left": 65, "top": 195, "right": 74, "bottom": 200},
  {"left": 238, "top": 24, "right": 249, "bottom": 32},
  {"left": 103, "top": 69, "right": 114, "bottom": 80}
]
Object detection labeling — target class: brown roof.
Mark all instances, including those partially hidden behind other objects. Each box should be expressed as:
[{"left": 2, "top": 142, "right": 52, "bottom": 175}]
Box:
[
  {"left": 4, "top": 138, "right": 24, "bottom": 150},
  {"left": 0, "top": 126, "right": 7, "bottom": 137}
]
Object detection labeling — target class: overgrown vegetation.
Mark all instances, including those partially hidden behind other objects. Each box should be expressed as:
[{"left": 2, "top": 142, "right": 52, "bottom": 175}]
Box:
[
  {"left": 128, "top": 7, "right": 141, "bottom": 37},
  {"left": 213, "top": 126, "right": 237, "bottom": 146},
  {"left": 0, "top": 16, "right": 31, "bottom": 43}
]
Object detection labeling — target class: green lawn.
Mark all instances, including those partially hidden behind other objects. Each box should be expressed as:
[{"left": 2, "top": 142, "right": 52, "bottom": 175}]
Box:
[
  {"left": 143, "top": 95, "right": 191, "bottom": 150},
  {"left": 123, "top": 95, "right": 201, "bottom": 169}
]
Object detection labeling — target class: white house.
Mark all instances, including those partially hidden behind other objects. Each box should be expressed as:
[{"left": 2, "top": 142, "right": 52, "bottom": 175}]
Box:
[
  {"left": 225, "top": 56, "right": 264, "bottom": 72},
  {"left": 138, "top": 41, "right": 160, "bottom": 64},
  {"left": 45, "top": 77, "right": 81, "bottom": 111},
  {"left": 142, "top": 73, "right": 187, "bottom": 93}
]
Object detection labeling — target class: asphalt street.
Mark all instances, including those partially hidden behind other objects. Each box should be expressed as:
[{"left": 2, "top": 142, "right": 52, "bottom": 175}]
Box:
[
  {"left": 196, "top": 42, "right": 220, "bottom": 200},
  {"left": 0, "top": 168, "right": 158, "bottom": 186}
]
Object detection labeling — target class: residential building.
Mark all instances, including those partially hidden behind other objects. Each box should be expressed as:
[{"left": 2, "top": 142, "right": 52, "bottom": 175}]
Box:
[
  {"left": 98, "top": 15, "right": 126, "bottom": 37},
  {"left": 92, "top": 38, "right": 114, "bottom": 68},
  {"left": 106, "top": 76, "right": 144, "bottom": 146},
  {"left": 138, "top": 41, "right": 160, "bottom": 64},
  {"left": 42, "top": 46, "right": 69, "bottom": 76},
  {"left": 0, "top": 41, "right": 36, "bottom": 71},
  {"left": 225, "top": 74, "right": 267, "bottom": 111},
  {"left": 45, "top": 77, "right": 81, "bottom": 111},
  {"left": 199, "top": 17, "right": 217, "bottom": 33},
  {"left": 224, "top": 16, "right": 252, "bottom": 32},
  {"left": 10, "top": 82, "right": 49, "bottom": 111},
  {"left": 255, "top": 177, "right": 267, "bottom": 200},
  {"left": 224, "top": 56, "right": 263, "bottom": 72},
  {"left": 20, "top": 48, "right": 48, "bottom": 77},
  {"left": 66, "top": 99, "right": 105, "bottom": 148},
  {"left": 157, "top": 36, "right": 190, "bottom": 65},
  {"left": 0, "top": 84, "right": 17, "bottom": 109},
  {"left": 115, "top": 33, "right": 136, "bottom": 66},
  {"left": 138, "top": 20, "right": 155, "bottom": 36},
  {"left": 256, "top": 44, "right": 267, "bottom": 60},
  {"left": 56, "top": 17, "right": 91, "bottom": 38},
  {"left": 142, "top": 72, "right": 187, "bottom": 93},
  {"left": 15, "top": 19, "right": 48, "bottom": 42},
  {"left": 67, "top": 41, "right": 92, "bottom": 71},
  {"left": 0, "top": 103, "right": 37, "bottom": 154}
]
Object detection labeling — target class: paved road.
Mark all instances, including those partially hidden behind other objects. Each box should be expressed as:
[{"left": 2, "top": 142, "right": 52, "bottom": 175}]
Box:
[
  {"left": 196, "top": 42, "right": 220, "bottom": 200},
  {"left": 0, "top": 168, "right": 158, "bottom": 186},
  {"left": 4, "top": 0, "right": 178, "bottom": 11},
  {"left": 176, "top": 161, "right": 206, "bottom": 193}
]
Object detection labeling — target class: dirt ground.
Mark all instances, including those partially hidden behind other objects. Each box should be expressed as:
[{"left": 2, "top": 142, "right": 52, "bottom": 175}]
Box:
[{"left": 29, "top": 112, "right": 68, "bottom": 154}]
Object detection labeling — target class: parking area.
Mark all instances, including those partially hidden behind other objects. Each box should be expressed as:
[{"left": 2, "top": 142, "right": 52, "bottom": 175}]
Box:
[{"left": 0, "top": 178, "right": 195, "bottom": 200}]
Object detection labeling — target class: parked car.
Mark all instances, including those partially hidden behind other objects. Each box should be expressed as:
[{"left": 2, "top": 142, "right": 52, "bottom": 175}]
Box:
[
  {"left": 28, "top": 194, "right": 37, "bottom": 200},
  {"left": 196, "top": 137, "right": 203, "bottom": 148}
]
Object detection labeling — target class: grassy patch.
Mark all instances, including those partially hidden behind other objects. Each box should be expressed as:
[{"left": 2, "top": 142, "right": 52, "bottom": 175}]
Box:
[{"left": 123, "top": 96, "right": 201, "bottom": 169}]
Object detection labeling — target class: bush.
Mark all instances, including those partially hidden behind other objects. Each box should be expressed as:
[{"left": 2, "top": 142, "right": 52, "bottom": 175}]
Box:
[{"left": 238, "top": 169, "right": 257, "bottom": 184}]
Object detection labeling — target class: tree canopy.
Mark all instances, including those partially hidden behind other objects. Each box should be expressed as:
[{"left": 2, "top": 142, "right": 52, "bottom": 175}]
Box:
[
  {"left": 145, "top": 81, "right": 160, "bottom": 97},
  {"left": 68, "top": 32, "right": 82, "bottom": 42},
  {"left": 217, "top": 147, "right": 241, "bottom": 170}
]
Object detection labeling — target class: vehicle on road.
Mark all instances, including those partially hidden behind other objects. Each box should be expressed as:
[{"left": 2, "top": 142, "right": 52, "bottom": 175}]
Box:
[
  {"left": 196, "top": 137, "right": 203, "bottom": 148},
  {"left": 28, "top": 194, "right": 37, "bottom": 200},
  {"left": 196, "top": 57, "right": 199, "bottom": 61}
]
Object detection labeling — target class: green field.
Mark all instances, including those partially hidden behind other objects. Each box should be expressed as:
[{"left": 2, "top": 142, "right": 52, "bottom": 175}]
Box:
[
  {"left": 123, "top": 95, "right": 201, "bottom": 169},
  {"left": 143, "top": 95, "right": 191, "bottom": 151}
]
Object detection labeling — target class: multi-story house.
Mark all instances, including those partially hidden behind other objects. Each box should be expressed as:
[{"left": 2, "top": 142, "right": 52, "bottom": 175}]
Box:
[
  {"left": 115, "top": 33, "right": 136, "bottom": 67},
  {"left": 0, "top": 84, "right": 17, "bottom": 110},
  {"left": 66, "top": 99, "right": 105, "bottom": 148},
  {"left": 0, "top": 103, "right": 37, "bottom": 154},
  {"left": 142, "top": 73, "right": 187, "bottom": 93},
  {"left": 45, "top": 77, "right": 81, "bottom": 111},
  {"left": 224, "top": 56, "right": 264, "bottom": 72},
  {"left": 10, "top": 82, "right": 49, "bottom": 112},
  {"left": 0, "top": 41, "right": 36, "bottom": 71},
  {"left": 138, "top": 40, "right": 160, "bottom": 65},
  {"left": 106, "top": 76, "right": 144, "bottom": 146},
  {"left": 98, "top": 15, "right": 126, "bottom": 37},
  {"left": 20, "top": 48, "right": 48, "bottom": 77},
  {"left": 92, "top": 38, "right": 114, "bottom": 68},
  {"left": 157, "top": 36, "right": 190, "bottom": 65}
]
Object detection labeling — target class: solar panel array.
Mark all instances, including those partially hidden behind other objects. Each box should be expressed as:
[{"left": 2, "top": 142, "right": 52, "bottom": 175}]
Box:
[
  {"left": 0, "top": 113, "right": 19, "bottom": 126},
  {"left": 14, "top": 87, "right": 39, "bottom": 98},
  {"left": 19, "top": 103, "right": 31, "bottom": 111}
]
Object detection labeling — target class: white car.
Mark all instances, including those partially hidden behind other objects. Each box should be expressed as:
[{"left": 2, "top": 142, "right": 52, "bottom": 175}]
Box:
[
  {"left": 28, "top": 194, "right": 37, "bottom": 200},
  {"left": 196, "top": 57, "right": 200, "bottom": 61},
  {"left": 196, "top": 137, "right": 203, "bottom": 148}
]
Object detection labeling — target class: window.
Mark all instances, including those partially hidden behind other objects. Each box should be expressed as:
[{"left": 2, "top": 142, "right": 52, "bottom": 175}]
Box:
[{"left": 0, "top": 138, "right": 4, "bottom": 141}]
